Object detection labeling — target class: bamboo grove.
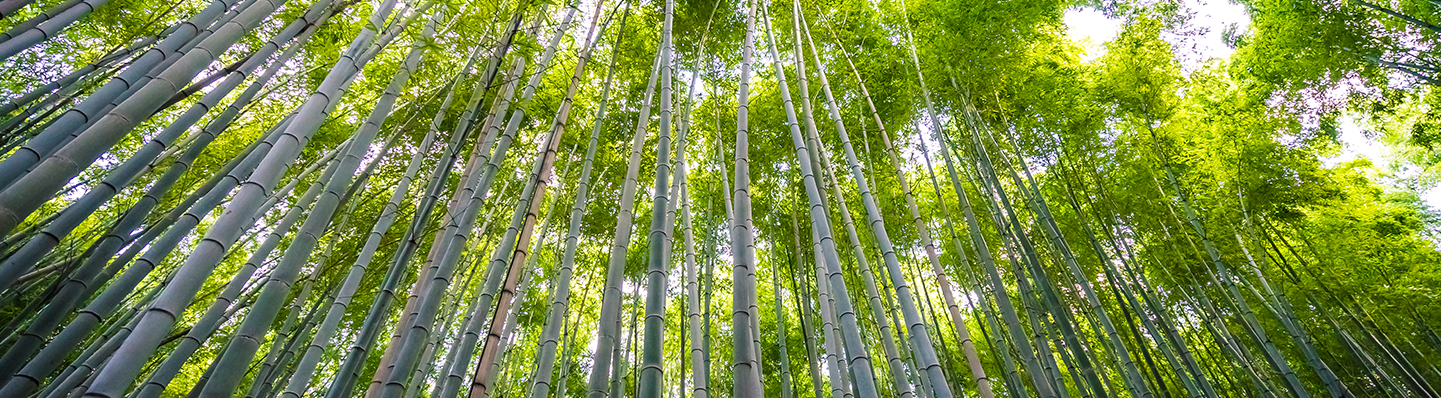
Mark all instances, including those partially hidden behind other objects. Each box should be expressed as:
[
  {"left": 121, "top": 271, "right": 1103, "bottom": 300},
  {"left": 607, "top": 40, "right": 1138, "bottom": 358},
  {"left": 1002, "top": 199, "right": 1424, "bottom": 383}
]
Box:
[{"left": 0, "top": 0, "right": 1437, "bottom": 395}]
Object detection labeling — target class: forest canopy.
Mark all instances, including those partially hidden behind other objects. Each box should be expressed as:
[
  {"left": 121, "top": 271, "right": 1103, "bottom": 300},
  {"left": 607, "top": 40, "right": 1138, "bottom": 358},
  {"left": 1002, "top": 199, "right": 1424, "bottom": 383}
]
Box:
[{"left": 0, "top": 0, "right": 1436, "bottom": 396}]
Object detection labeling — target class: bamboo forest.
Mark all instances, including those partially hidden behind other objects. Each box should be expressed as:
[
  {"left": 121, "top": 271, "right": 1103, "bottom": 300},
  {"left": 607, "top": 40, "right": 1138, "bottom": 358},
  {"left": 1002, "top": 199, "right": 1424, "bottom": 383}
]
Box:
[{"left": 0, "top": 0, "right": 1440, "bottom": 394}]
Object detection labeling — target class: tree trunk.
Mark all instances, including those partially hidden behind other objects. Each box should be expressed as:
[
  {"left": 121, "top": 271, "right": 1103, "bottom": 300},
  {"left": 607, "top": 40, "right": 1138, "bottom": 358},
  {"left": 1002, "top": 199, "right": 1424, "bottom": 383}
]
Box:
[
  {"left": 782, "top": 6, "right": 913, "bottom": 397},
  {"left": 637, "top": 0, "right": 677, "bottom": 393},
  {"left": 75, "top": 0, "right": 400, "bottom": 394},
  {"left": 0, "top": 0, "right": 115, "bottom": 61},
  {"left": 130, "top": 138, "right": 342, "bottom": 398},
  {"left": 0, "top": 8, "right": 332, "bottom": 366},
  {"left": 467, "top": 5, "right": 606, "bottom": 396},
  {"left": 584, "top": 38, "right": 662, "bottom": 398},
  {"left": 0, "top": 0, "right": 235, "bottom": 233},
  {"left": 319, "top": 35, "right": 490, "bottom": 398},
  {"left": 528, "top": 7, "right": 626, "bottom": 398}
]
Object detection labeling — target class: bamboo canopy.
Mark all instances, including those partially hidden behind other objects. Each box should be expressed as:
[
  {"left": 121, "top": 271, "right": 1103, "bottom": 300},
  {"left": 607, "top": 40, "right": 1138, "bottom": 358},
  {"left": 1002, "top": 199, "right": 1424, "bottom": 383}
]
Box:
[{"left": 0, "top": 0, "right": 1437, "bottom": 397}]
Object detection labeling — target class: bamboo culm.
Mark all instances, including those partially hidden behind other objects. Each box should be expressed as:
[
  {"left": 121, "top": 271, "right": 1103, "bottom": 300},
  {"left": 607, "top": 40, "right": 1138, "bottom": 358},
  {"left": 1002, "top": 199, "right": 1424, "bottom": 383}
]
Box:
[
  {"left": 263, "top": 10, "right": 441, "bottom": 398},
  {"left": 0, "top": 0, "right": 239, "bottom": 232},
  {"left": 430, "top": 9, "right": 587, "bottom": 398},
  {"left": 76, "top": 1, "right": 401, "bottom": 394},
  {"left": 0, "top": 0, "right": 248, "bottom": 186},
  {"left": 759, "top": 6, "right": 888, "bottom": 398},
  {"left": 376, "top": 16, "right": 556, "bottom": 396},
  {"left": 0, "top": 0, "right": 333, "bottom": 320},
  {"left": 0, "top": 0, "right": 330, "bottom": 238},
  {"left": 321, "top": 35, "right": 490, "bottom": 398},
  {"left": 469, "top": 4, "right": 606, "bottom": 396},
  {"left": 377, "top": 8, "right": 557, "bottom": 392},
  {"left": 131, "top": 140, "right": 342, "bottom": 398},
  {"left": 769, "top": 7, "right": 905, "bottom": 398},
  {"left": 583, "top": 41, "right": 663, "bottom": 398},
  {"left": 527, "top": 4, "right": 625, "bottom": 397},
  {"left": 637, "top": 0, "right": 676, "bottom": 394},
  {"left": 728, "top": 0, "right": 766, "bottom": 395},
  {"left": 0, "top": 120, "right": 300, "bottom": 396}
]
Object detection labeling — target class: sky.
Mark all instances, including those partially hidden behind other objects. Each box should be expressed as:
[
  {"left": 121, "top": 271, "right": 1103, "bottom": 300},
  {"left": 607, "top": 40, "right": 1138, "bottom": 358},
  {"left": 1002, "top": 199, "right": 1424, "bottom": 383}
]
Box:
[
  {"left": 1327, "top": 117, "right": 1441, "bottom": 207},
  {"left": 1062, "top": 0, "right": 1249, "bottom": 65},
  {"left": 1063, "top": 0, "right": 1441, "bottom": 210}
]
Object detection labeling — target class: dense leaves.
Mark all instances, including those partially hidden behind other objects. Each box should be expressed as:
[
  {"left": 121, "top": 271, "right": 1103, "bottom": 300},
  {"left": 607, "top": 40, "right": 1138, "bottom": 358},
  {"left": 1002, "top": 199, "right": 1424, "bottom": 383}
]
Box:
[{"left": 0, "top": 0, "right": 1437, "bottom": 396}]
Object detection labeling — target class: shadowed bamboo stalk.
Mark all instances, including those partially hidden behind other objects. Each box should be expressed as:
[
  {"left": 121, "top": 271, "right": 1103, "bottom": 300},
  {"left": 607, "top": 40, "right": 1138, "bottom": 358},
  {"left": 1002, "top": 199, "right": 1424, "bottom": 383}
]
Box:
[
  {"left": 350, "top": 28, "right": 521, "bottom": 376},
  {"left": 0, "top": 0, "right": 113, "bottom": 60},
  {"left": 728, "top": 0, "right": 764, "bottom": 395},
  {"left": 0, "top": 8, "right": 328, "bottom": 318},
  {"left": 925, "top": 120, "right": 1054, "bottom": 398},
  {"left": 465, "top": 81, "right": 568, "bottom": 398},
  {"left": 1311, "top": 295, "right": 1404, "bottom": 396},
  {"left": 469, "top": 6, "right": 606, "bottom": 396},
  {"left": 427, "top": 191, "right": 519, "bottom": 398},
  {"left": 0, "top": 51, "right": 306, "bottom": 385},
  {"left": 787, "top": 210, "right": 826, "bottom": 398},
  {"left": 488, "top": 180, "right": 564, "bottom": 391},
  {"left": 36, "top": 291, "right": 151, "bottom": 398},
  {"left": 794, "top": 7, "right": 960, "bottom": 397},
  {"left": 966, "top": 145, "right": 1072, "bottom": 398},
  {"left": 810, "top": 221, "right": 852, "bottom": 398},
  {"left": 1046, "top": 157, "right": 1171, "bottom": 398},
  {"left": 895, "top": 9, "right": 1061, "bottom": 392},
  {"left": 1146, "top": 128, "right": 1312, "bottom": 398},
  {"left": 773, "top": 245, "right": 795, "bottom": 398},
  {"left": 75, "top": 0, "right": 401, "bottom": 394},
  {"left": 274, "top": 10, "right": 444, "bottom": 397},
  {"left": 527, "top": 6, "right": 624, "bottom": 397},
  {"left": 0, "top": 0, "right": 330, "bottom": 240},
  {"left": 585, "top": 39, "right": 662, "bottom": 398},
  {"left": 957, "top": 94, "right": 1117, "bottom": 398},
  {"left": 0, "top": 120, "right": 305, "bottom": 396},
  {"left": 808, "top": 18, "right": 1023, "bottom": 394},
  {"left": 238, "top": 277, "right": 321, "bottom": 398},
  {"left": 0, "top": 0, "right": 261, "bottom": 277},
  {"left": 0, "top": 33, "right": 157, "bottom": 120},
  {"left": 424, "top": 59, "right": 526, "bottom": 398},
  {"left": 755, "top": 3, "right": 879, "bottom": 397},
  {"left": 0, "top": 0, "right": 336, "bottom": 285},
  {"left": 319, "top": 35, "right": 489, "bottom": 398},
  {"left": 676, "top": 0, "right": 720, "bottom": 395},
  {"left": 637, "top": 0, "right": 676, "bottom": 393},
  {"left": 782, "top": 5, "right": 913, "bottom": 396},
  {"left": 389, "top": 8, "right": 579, "bottom": 395},
  {"left": 1346, "top": 300, "right": 1437, "bottom": 397},
  {"left": 380, "top": 42, "right": 534, "bottom": 398},
  {"left": 685, "top": 166, "right": 712, "bottom": 398},
  {"left": 372, "top": 35, "right": 526, "bottom": 398},
  {"left": 201, "top": 7, "right": 440, "bottom": 396},
  {"left": 0, "top": 0, "right": 77, "bottom": 41},
  {"left": 1232, "top": 213, "right": 1350, "bottom": 398},
  {"left": 129, "top": 134, "right": 344, "bottom": 398}
]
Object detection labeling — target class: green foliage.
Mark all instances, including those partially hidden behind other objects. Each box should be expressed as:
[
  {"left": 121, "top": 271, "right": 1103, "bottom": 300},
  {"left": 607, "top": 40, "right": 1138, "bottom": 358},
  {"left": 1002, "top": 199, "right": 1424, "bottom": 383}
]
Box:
[{"left": 3, "top": 0, "right": 1441, "bottom": 395}]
